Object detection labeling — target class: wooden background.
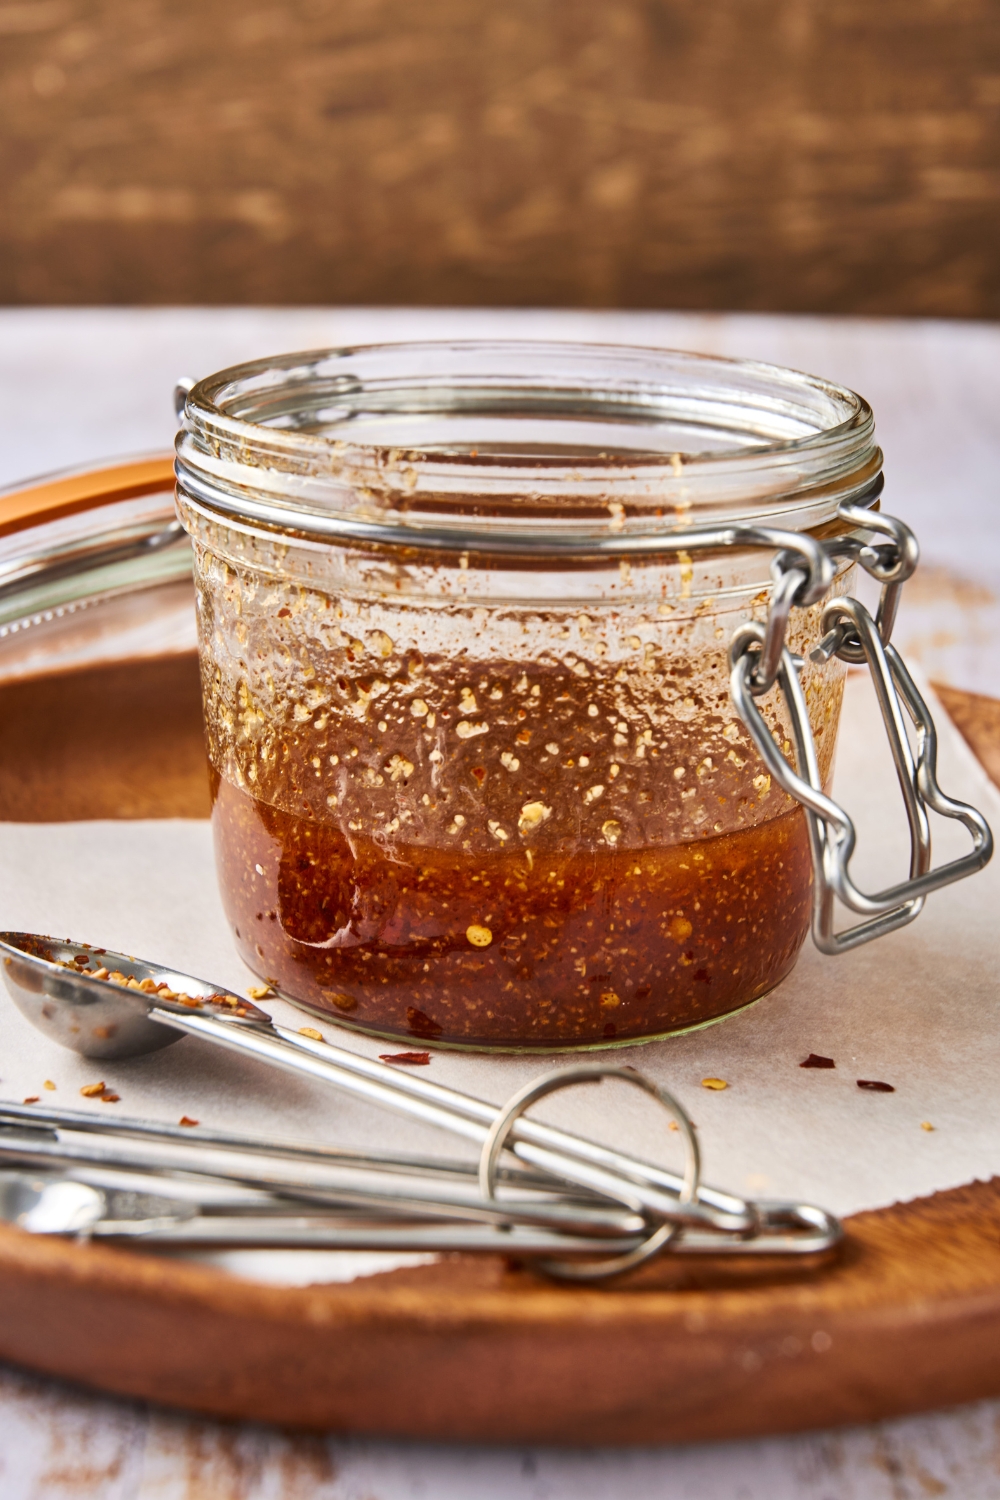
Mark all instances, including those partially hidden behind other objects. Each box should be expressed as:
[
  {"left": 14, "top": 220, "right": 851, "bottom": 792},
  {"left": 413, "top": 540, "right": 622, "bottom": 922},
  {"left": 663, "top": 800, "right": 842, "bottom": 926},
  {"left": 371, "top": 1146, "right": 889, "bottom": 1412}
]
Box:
[{"left": 2, "top": 0, "right": 1000, "bottom": 314}]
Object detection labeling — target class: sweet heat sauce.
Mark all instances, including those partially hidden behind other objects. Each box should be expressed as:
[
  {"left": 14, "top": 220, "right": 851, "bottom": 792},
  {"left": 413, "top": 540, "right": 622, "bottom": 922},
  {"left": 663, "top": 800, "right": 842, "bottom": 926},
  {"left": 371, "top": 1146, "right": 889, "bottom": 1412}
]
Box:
[
  {"left": 206, "top": 626, "right": 826, "bottom": 1049},
  {"left": 214, "top": 777, "right": 811, "bottom": 1047}
]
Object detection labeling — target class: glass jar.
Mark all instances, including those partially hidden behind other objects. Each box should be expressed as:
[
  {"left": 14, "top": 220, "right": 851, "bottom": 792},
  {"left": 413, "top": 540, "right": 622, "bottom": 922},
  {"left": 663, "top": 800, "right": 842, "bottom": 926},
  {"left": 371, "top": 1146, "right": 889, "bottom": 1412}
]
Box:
[{"left": 175, "top": 342, "right": 880, "bottom": 1051}]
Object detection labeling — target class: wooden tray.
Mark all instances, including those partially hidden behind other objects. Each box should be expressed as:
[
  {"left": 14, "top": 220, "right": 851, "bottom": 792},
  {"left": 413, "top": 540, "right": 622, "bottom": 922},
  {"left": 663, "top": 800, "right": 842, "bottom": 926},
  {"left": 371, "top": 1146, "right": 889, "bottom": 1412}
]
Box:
[{"left": 0, "top": 651, "right": 998, "bottom": 1445}]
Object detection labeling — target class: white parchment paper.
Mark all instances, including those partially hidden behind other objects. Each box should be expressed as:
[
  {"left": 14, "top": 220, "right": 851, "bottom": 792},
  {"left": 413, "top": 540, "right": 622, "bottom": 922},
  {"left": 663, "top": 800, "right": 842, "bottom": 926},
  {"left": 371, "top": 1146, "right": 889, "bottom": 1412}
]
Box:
[{"left": 0, "top": 672, "right": 997, "bottom": 1282}]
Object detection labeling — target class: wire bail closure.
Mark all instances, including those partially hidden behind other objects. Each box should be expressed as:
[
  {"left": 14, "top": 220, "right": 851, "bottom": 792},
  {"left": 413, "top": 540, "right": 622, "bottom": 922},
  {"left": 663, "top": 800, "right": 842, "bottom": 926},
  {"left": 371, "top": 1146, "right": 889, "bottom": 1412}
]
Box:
[{"left": 728, "top": 500, "right": 993, "bottom": 954}]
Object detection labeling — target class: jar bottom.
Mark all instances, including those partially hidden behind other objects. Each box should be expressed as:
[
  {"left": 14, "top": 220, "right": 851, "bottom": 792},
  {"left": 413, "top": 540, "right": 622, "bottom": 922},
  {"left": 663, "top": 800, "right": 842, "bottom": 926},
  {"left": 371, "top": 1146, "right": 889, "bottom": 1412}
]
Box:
[
  {"left": 268, "top": 983, "right": 778, "bottom": 1054},
  {"left": 212, "top": 774, "right": 813, "bottom": 1052}
]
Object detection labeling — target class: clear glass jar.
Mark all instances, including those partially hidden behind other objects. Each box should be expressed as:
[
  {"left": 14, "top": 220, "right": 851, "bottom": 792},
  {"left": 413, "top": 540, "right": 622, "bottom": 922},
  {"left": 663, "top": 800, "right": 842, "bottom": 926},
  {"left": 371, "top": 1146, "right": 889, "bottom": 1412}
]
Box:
[{"left": 175, "top": 342, "right": 879, "bottom": 1051}]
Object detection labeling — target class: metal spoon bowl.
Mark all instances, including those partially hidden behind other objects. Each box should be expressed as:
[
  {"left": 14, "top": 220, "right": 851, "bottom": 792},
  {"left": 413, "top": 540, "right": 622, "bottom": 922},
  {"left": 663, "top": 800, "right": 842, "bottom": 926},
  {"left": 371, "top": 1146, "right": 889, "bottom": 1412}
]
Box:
[
  {"left": 0, "top": 1171, "right": 108, "bottom": 1234},
  {"left": 0, "top": 932, "right": 270, "bottom": 1059}
]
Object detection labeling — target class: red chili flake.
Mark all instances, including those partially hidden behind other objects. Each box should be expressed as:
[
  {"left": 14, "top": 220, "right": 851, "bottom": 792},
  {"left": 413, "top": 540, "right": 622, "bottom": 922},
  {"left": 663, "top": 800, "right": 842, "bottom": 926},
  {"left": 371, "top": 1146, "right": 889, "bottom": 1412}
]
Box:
[
  {"left": 100, "top": 1092, "right": 121, "bottom": 1103},
  {"left": 179, "top": 1115, "right": 199, "bottom": 1127},
  {"left": 277, "top": 608, "right": 291, "bottom": 618},
  {"left": 471, "top": 766, "right": 486, "bottom": 785},
  {"left": 801, "top": 1054, "right": 835, "bottom": 1069},
  {"left": 379, "top": 1051, "right": 431, "bottom": 1066},
  {"left": 22, "top": 1096, "right": 39, "bottom": 1104},
  {"left": 857, "top": 1079, "right": 895, "bottom": 1093}
]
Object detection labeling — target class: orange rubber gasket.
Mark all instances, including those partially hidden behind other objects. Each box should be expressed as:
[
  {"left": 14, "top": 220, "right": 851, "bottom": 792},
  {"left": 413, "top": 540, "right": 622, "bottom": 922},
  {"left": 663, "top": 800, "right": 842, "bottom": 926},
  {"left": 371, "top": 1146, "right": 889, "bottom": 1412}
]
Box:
[{"left": 0, "top": 456, "right": 175, "bottom": 542}]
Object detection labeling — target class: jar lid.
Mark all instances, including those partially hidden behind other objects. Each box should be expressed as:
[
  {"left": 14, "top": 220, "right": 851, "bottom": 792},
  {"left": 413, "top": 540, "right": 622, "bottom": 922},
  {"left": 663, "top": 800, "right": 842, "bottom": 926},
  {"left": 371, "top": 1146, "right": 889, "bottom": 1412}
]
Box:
[
  {"left": 0, "top": 456, "right": 193, "bottom": 679},
  {"left": 176, "top": 341, "right": 882, "bottom": 551}
]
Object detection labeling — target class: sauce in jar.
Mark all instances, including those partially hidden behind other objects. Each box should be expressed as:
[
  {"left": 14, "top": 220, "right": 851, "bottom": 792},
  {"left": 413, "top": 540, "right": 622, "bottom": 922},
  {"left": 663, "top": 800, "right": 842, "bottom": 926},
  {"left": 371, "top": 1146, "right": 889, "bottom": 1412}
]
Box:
[
  {"left": 214, "top": 776, "right": 812, "bottom": 1047},
  {"left": 203, "top": 627, "right": 833, "bottom": 1048}
]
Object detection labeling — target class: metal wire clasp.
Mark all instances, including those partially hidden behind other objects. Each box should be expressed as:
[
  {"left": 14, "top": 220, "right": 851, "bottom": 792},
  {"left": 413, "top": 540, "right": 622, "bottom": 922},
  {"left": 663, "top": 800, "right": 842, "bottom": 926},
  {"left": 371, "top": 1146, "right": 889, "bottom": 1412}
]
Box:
[{"left": 729, "top": 506, "right": 993, "bottom": 954}]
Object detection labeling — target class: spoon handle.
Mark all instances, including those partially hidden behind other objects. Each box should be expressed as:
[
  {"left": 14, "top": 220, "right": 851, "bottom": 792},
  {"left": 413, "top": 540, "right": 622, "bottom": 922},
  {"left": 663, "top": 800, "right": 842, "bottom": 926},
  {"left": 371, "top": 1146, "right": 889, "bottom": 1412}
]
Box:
[
  {"left": 95, "top": 1214, "right": 836, "bottom": 1257},
  {"left": 0, "top": 1125, "right": 641, "bottom": 1235},
  {"left": 93, "top": 1216, "right": 647, "bottom": 1256},
  {"left": 150, "top": 1006, "right": 748, "bottom": 1232},
  {"left": 278, "top": 1024, "right": 752, "bottom": 1224}
]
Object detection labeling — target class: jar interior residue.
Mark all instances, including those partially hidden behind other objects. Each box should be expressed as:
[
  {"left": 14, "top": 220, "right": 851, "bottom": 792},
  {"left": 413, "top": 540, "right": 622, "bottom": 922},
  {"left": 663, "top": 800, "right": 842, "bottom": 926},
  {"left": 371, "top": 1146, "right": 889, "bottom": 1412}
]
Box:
[{"left": 195, "top": 537, "right": 846, "bottom": 1049}]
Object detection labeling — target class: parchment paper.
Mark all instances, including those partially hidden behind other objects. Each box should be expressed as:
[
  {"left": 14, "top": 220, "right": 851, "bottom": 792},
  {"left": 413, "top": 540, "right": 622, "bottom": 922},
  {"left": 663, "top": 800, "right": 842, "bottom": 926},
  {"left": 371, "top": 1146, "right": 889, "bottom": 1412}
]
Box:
[{"left": 0, "top": 672, "right": 996, "bottom": 1283}]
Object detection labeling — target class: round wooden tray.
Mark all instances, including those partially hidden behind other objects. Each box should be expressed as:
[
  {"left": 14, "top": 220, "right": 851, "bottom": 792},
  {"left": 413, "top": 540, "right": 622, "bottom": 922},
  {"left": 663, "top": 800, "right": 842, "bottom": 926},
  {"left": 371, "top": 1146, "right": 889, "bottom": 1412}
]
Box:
[{"left": 0, "top": 651, "right": 997, "bottom": 1443}]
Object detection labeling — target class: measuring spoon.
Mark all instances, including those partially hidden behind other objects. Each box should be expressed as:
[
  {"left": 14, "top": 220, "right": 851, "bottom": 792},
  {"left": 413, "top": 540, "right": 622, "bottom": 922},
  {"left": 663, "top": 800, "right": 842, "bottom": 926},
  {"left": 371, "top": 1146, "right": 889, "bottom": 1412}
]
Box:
[
  {"left": 0, "top": 1168, "right": 649, "bottom": 1256},
  {"left": 0, "top": 932, "right": 793, "bottom": 1243}
]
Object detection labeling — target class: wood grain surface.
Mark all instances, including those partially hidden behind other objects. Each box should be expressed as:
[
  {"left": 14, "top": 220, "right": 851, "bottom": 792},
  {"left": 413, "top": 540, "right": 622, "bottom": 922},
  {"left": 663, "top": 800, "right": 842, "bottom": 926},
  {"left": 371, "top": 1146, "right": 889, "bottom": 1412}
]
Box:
[
  {"left": 933, "top": 682, "right": 1000, "bottom": 792},
  {"left": 3, "top": 1, "right": 1000, "bottom": 315},
  {"left": 0, "top": 654, "right": 210, "bottom": 821},
  {"left": 0, "top": 1174, "right": 998, "bottom": 1442},
  {"left": 0, "top": 653, "right": 997, "bottom": 1440}
]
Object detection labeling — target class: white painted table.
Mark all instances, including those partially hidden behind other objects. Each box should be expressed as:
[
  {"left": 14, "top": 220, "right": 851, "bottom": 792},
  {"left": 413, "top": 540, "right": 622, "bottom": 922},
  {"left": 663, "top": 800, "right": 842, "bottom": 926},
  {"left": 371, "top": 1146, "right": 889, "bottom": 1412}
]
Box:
[{"left": 0, "top": 307, "right": 998, "bottom": 1499}]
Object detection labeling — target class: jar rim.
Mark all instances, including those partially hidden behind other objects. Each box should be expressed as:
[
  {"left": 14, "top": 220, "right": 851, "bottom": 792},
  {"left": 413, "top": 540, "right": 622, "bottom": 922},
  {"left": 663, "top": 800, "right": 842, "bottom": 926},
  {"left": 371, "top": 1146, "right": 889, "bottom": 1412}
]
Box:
[{"left": 176, "top": 340, "right": 882, "bottom": 545}]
